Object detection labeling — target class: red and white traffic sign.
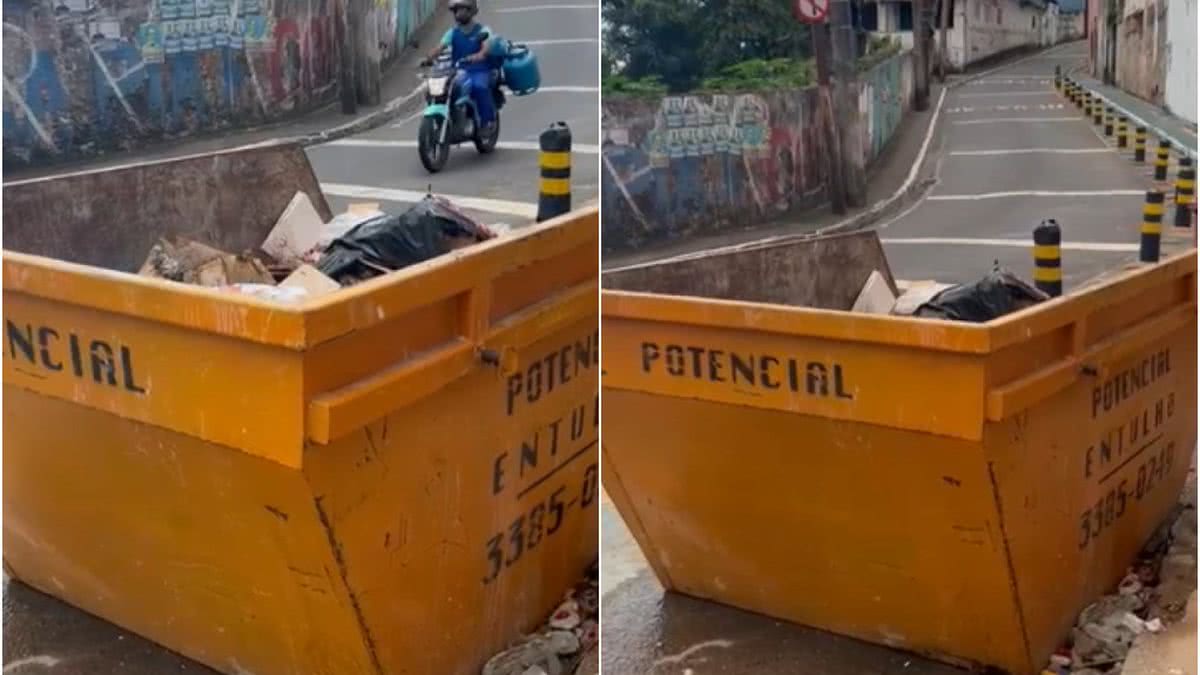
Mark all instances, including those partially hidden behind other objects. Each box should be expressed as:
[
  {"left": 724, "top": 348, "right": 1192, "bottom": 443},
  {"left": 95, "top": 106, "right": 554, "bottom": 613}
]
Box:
[{"left": 793, "top": 0, "right": 829, "bottom": 23}]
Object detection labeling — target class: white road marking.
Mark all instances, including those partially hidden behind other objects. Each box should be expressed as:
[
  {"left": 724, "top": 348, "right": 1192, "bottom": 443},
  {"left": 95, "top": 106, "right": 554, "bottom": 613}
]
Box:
[
  {"left": 4, "top": 656, "right": 63, "bottom": 672},
  {"left": 948, "top": 147, "right": 1113, "bottom": 156},
  {"left": 882, "top": 237, "right": 1138, "bottom": 252},
  {"left": 517, "top": 38, "right": 598, "bottom": 45},
  {"left": 537, "top": 85, "right": 599, "bottom": 92},
  {"left": 952, "top": 116, "right": 1081, "bottom": 125},
  {"left": 958, "top": 90, "right": 1057, "bottom": 98},
  {"left": 321, "top": 138, "right": 601, "bottom": 153},
  {"left": 927, "top": 189, "right": 1145, "bottom": 201},
  {"left": 321, "top": 183, "right": 537, "bottom": 218},
  {"left": 496, "top": 3, "right": 595, "bottom": 10}
]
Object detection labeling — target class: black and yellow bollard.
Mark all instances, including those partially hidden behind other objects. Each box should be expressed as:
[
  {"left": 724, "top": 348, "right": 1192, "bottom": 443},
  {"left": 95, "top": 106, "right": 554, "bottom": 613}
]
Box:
[
  {"left": 1092, "top": 98, "right": 1103, "bottom": 126},
  {"left": 1082, "top": 92, "right": 1090, "bottom": 114},
  {"left": 1154, "top": 138, "right": 1172, "bottom": 181},
  {"left": 1175, "top": 158, "right": 1195, "bottom": 228},
  {"left": 1117, "top": 116, "right": 1129, "bottom": 148},
  {"left": 536, "top": 122, "right": 571, "bottom": 222},
  {"left": 1032, "top": 219, "right": 1063, "bottom": 297},
  {"left": 1141, "top": 190, "right": 1164, "bottom": 262},
  {"left": 1054, "top": 67, "right": 1062, "bottom": 92},
  {"left": 1103, "top": 107, "right": 1114, "bottom": 136},
  {"left": 1134, "top": 127, "right": 1147, "bottom": 162}
]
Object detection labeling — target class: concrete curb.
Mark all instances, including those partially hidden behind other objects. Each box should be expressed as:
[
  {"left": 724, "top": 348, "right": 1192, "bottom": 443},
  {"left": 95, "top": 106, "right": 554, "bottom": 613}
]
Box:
[
  {"left": 293, "top": 86, "right": 425, "bottom": 148},
  {"left": 1068, "top": 81, "right": 1198, "bottom": 162}
]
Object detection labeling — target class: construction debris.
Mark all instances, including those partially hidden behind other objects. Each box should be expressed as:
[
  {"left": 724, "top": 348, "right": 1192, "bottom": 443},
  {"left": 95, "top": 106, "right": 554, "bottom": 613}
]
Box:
[
  {"left": 851, "top": 270, "right": 897, "bottom": 314},
  {"left": 482, "top": 562, "right": 599, "bottom": 675}
]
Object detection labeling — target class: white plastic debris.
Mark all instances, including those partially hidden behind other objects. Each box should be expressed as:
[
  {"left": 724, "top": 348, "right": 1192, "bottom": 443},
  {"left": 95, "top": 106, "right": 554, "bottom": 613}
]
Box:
[
  {"left": 262, "top": 191, "right": 325, "bottom": 265},
  {"left": 1118, "top": 572, "right": 1143, "bottom": 596},
  {"left": 548, "top": 599, "right": 581, "bottom": 630},
  {"left": 220, "top": 283, "right": 310, "bottom": 304},
  {"left": 1144, "top": 617, "right": 1165, "bottom": 633}
]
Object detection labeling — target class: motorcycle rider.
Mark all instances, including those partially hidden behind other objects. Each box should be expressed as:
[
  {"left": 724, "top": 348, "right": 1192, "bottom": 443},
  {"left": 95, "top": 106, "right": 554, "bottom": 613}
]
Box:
[{"left": 421, "top": 0, "right": 497, "bottom": 133}]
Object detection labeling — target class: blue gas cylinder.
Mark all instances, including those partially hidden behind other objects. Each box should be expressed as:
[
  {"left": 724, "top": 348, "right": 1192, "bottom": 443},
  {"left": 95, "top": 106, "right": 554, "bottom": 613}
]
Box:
[{"left": 502, "top": 44, "right": 540, "bottom": 95}]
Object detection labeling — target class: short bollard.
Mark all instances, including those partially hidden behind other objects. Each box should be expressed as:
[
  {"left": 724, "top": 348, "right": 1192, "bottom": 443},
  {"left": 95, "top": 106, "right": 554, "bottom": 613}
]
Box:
[
  {"left": 1117, "top": 116, "right": 1129, "bottom": 148},
  {"left": 536, "top": 122, "right": 571, "bottom": 223},
  {"left": 1104, "top": 107, "right": 1114, "bottom": 136},
  {"left": 1175, "top": 158, "right": 1195, "bottom": 228},
  {"left": 1082, "top": 92, "right": 1091, "bottom": 114},
  {"left": 1054, "top": 68, "right": 1062, "bottom": 92},
  {"left": 1134, "top": 127, "right": 1148, "bottom": 162},
  {"left": 1032, "top": 219, "right": 1063, "bottom": 297},
  {"left": 1154, "top": 139, "right": 1172, "bottom": 181},
  {"left": 1092, "top": 99, "right": 1103, "bottom": 126},
  {"left": 1141, "top": 190, "right": 1164, "bottom": 263}
]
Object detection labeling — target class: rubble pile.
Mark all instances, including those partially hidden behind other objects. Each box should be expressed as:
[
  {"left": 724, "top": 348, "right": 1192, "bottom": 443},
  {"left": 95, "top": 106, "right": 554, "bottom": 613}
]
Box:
[
  {"left": 481, "top": 561, "right": 599, "bottom": 675},
  {"left": 138, "top": 191, "right": 496, "bottom": 303},
  {"left": 1044, "top": 473, "right": 1197, "bottom": 675}
]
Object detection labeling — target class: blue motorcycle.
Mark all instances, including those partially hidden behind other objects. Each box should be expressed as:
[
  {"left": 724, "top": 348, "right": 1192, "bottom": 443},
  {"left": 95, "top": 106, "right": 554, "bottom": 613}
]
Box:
[{"left": 417, "top": 42, "right": 540, "bottom": 173}]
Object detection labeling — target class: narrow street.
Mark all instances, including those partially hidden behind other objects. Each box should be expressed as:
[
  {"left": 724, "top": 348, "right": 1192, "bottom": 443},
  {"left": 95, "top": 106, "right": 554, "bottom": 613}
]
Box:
[
  {"left": 880, "top": 41, "right": 1193, "bottom": 288},
  {"left": 305, "top": 0, "right": 600, "bottom": 226}
]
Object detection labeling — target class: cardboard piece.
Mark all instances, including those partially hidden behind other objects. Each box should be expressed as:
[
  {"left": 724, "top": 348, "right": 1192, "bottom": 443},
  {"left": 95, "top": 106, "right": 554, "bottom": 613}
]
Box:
[
  {"left": 280, "top": 264, "right": 341, "bottom": 298},
  {"left": 261, "top": 191, "right": 325, "bottom": 265},
  {"left": 193, "top": 254, "right": 275, "bottom": 287},
  {"left": 851, "top": 270, "right": 897, "bottom": 314}
]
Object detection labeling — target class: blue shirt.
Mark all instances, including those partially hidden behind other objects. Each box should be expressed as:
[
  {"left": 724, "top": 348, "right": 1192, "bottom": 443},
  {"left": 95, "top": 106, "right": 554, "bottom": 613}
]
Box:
[{"left": 441, "top": 23, "right": 493, "bottom": 72}]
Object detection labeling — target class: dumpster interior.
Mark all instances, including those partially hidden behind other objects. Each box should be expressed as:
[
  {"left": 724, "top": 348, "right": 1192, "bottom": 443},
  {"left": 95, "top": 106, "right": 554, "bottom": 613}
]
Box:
[
  {"left": 602, "top": 230, "right": 900, "bottom": 311},
  {"left": 3, "top": 144, "right": 497, "bottom": 301}
]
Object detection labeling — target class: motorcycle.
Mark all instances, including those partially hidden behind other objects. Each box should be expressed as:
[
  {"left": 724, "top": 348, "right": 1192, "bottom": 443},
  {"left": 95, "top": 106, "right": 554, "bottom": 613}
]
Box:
[{"left": 417, "top": 52, "right": 506, "bottom": 173}]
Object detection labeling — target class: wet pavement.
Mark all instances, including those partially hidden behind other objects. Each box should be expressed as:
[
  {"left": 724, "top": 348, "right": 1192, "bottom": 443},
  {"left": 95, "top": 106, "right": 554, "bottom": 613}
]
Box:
[
  {"left": 2, "top": 576, "right": 215, "bottom": 674},
  {"left": 599, "top": 493, "right": 965, "bottom": 675}
]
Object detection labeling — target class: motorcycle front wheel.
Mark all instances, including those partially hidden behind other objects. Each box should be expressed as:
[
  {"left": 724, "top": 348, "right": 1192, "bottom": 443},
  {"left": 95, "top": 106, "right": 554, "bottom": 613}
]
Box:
[
  {"left": 418, "top": 116, "right": 450, "bottom": 173},
  {"left": 473, "top": 112, "right": 500, "bottom": 154}
]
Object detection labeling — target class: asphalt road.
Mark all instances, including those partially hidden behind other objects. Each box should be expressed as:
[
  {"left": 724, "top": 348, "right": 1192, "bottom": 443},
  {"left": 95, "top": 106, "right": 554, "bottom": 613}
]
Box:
[
  {"left": 305, "top": 0, "right": 600, "bottom": 227},
  {"left": 879, "top": 41, "right": 1194, "bottom": 289}
]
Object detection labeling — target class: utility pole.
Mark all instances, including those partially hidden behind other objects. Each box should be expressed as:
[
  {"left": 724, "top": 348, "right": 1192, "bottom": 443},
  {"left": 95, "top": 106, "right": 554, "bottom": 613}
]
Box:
[
  {"left": 911, "top": 0, "right": 930, "bottom": 110},
  {"left": 829, "top": 0, "right": 866, "bottom": 207},
  {"left": 937, "top": 0, "right": 950, "bottom": 82},
  {"left": 812, "top": 22, "right": 847, "bottom": 215},
  {"left": 339, "top": 0, "right": 357, "bottom": 114}
]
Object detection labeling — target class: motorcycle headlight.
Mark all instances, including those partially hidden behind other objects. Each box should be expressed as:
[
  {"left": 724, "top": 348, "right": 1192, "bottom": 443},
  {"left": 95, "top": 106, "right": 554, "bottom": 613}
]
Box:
[{"left": 427, "top": 77, "right": 448, "bottom": 97}]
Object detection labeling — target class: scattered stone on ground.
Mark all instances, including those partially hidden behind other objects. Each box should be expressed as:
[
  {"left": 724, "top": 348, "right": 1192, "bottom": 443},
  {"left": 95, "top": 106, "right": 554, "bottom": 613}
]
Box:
[{"left": 481, "top": 561, "right": 599, "bottom": 675}]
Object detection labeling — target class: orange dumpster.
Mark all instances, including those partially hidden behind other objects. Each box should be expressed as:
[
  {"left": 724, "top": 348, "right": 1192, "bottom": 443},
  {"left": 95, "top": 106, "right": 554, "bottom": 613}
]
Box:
[
  {"left": 601, "top": 231, "right": 1197, "bottom": 674},
  {"left": 3, "top": 144, "right": 599, "bottom": 675}
]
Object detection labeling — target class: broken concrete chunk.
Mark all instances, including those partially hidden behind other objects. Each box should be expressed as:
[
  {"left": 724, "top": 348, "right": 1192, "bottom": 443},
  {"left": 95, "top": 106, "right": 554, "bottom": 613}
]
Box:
[
  {"left": 891, "top": 281, "right": 955, "bottom": 316},
  {"left": 138, "top": 237, "right": 228, "bottom": 281},
  {"left": 851, "top": 270, "right": 897, "bottom": 314},
  {"left": 280, "top": 264, "right": 341, "bottom": 298},
  {"left": 261, "top": 191, "right": 325, "bottom": 266}
]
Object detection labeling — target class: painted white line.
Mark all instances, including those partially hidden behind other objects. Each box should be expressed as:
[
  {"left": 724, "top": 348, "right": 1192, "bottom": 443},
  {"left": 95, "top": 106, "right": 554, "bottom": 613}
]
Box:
[
  {"left": 320, "top": 138, "right": 601, "bottom": 153},
  {"left": 948, "top": 147, "right": 1114, "bottom": 156},
  {"left": 927, "top": 189, "right": 1145, "bottom": 201},
  {"left": 537, "top": 85, "right": 599, "bottom": 92},
  {"left": 517, "top": 38, "right": 598, "bottom": 45},
  {"left": 958, "top": 91, "right": 1056, "bottom": 98},
  {"left": 952, "top": 117, "right": 1081, "bottom": 125},
  {"left": 882, "top": 237, "right": 1138, "bottom": 252},
  {"left": 496, "top": 3, "right": 595, "bottom": 10},
  {"left": 321, "top": 183, "right": 537, "bottom": 218},
  {"left": 956, "top": 41, "right": 1078, "bottom": 84}
]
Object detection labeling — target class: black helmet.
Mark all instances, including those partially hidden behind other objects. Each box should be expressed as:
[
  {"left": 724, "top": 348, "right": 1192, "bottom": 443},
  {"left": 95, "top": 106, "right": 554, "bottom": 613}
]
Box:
[{"left": 449, "top": 0, "right": 477, "bottom": 19}]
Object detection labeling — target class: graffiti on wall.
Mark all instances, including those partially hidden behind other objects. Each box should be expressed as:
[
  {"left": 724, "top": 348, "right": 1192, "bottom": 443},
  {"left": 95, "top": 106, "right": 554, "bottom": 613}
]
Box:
[
  {"left": 860, "top": 51, "right": 913, "bottom": 163},
  {"left": 601, "top": 89, "right": 828, "bottom": 250},
  {"left": 602, "top": 50, "right": 916, "bottom": 252},
  {"left": 3, "top": 0, "right": 433, "bottom": 166}
]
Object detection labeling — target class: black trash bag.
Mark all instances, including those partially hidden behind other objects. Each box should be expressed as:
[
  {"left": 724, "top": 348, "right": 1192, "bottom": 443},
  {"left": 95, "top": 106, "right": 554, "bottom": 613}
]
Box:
[
  {"left": 317, "top": 195, "right": 494, "bottom": 284},
  {"left": 915, "top": 267, "right": 1050, "bottom": 322}
]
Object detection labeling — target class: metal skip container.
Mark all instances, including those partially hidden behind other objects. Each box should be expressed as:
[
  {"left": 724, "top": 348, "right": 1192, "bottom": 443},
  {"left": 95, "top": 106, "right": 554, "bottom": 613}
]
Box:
[
  {"left": 3, "top": 144, "right": 599, "bottom": 675},
  {"left": 601, "top": 231, "right": 1197, "bottom": 674}
]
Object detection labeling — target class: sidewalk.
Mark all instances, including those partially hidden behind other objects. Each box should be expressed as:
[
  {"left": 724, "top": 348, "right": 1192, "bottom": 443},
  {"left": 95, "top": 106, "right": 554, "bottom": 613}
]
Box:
[
  {"left": 3, "top": 11, "right": 450, "bottom": 183},
  {"left": 1070, "top": 73, "right": 1198, "bottom": 159}
]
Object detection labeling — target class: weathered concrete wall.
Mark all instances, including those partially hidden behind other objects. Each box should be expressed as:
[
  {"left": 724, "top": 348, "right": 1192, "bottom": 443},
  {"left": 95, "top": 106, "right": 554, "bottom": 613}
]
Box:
[
  {"left": 1116, "top": 0, "right": 1169, "bottom": 103},
  {"left": 601, "top": 89, "right": 831, "bottom": 251},
  {"left": 2, "top": 0, "right": 436, "bottom": 168},
  {"left": 955, "top": 0, "right": 1051, "bottom": 67},
  {"left": 603, "top": 230, "right": 898, "bottom": 312},
  {"left": 3, "top": 142, "right": 332, "bottom": 272},
  {"left": 601, "top": 51, "right": 915, "bottom": 253},
  {"left": 1163, "top": 0, "right": 1196, "bottom": 123},
  {"left": 1058, "top": 10, "right": 1085, "bottom": 41}
]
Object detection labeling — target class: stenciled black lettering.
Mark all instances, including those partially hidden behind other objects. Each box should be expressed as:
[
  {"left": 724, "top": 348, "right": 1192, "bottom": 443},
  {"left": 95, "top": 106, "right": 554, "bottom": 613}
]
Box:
[
  {"left": 548, "top": 418, "right": 562, "bottom": 456},
  {"left": 69, "top": 334, "right": 84, "bottom": 377},
  {"left": 570, "top": 405, "right": 585, "bottom": 441},
  {"left": 543, "top": 350, "right": 561, "bottom": 395},
  {"left": 730, "top": 352, "right": 754, "bottom": 385},
  {"left": 520, "top": 434, "right": 539, "bottom": 477},
  {"left": 527, "top": 362, "right": 544, "bottom": 403},
  {"left": 121, "top": 346, "right": 145, "bottom": 393},
  {"left": 90, "top": 340, "right": 117, "bottom": 386},
  {"left": 708, "top": 349, "right": 726, "bottom": 382},
  {"left": 806, "top": 362, "right": 828, "bottom": 396},
  {"left": 760, "top": 356, "right": 780, "bottom": 389},
  {"left": 37, "top": 327, "right": 62, "bottom": 371},
  {"left": 641, "top": 342, "right": 660, "bottom": 372},
  {"left": 492, "top": 453, "right": 508, "bottom": 495},
  {"left": 686, "top": 346, "right": 705, "bottom": 378},
  {"left": 665, "top": 345, "right": 685, "bottom": 376},
  {"left": 506, "top": 373, "right": 524, "bottom": 416},
  {"left": 834, "top": 364, "right": 853, "bottom": 399},
  {"left": 6, "top": 321, "right": 34, "bottom": 363},
  {"left": 559, "top": 345, "right": 573, "bottom": 385}
]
